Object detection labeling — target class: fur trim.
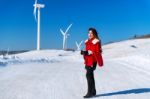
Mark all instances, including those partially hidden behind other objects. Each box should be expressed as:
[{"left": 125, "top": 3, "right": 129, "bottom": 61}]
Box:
[
  {"left": 84, "top": 39, "right": 88, "bottom": 43},
  {"left": 92, "top": 39, "right": 99, "bottom": 44}
]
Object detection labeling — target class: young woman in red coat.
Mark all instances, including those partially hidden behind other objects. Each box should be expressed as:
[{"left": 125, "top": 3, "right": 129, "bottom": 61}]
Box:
[{"left": 81, "top": 28, "right": 103, "bottom": 98}]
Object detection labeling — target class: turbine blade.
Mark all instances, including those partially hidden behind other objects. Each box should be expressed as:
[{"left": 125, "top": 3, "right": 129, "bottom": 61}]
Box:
[
  {"left": 60, "top": 29, "right": 65, "bottom": 35},
  {"left": 75, "top": 42, "right": 78, "bottom": 47},
  {"left": 35, "top": 0, "right": 37, "bottom": 4},
  {"left": 33, "top": 7, "right": 37, "bottom": 20},
  {"left": 65, "top": 23, "right": 73, "bottom": 34},
  {"left": 79, "top": 40, "right": 83, "bottom": 46},
  {"left": 33, "top": 0, "right": 37, "bottom": 21}
]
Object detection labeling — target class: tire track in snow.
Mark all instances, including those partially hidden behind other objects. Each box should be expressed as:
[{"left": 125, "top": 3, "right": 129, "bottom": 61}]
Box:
[{"left": 116, "top": 61, "right": 150, "bottom": 77}]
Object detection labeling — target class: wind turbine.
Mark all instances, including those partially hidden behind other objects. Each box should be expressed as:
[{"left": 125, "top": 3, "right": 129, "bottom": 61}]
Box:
[
  {"left": 75, "top": 40, "right": 83, "bottom": 51},
  {"left": 3, "top": 47, "right": 9, "bottom": 59},
  {"left": 33, "top": 0, "right": 45, "bottom": 50},
  {"left": 60, "top": 24, "right": 73, "bottom": 50},
  {"left": 6, "top": 47, "right": 9, "bottom": 56}
]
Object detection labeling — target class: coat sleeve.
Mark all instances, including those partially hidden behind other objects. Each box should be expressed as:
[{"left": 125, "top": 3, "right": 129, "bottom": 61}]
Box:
[{"left": 93, "top": 42, "right": 103, "bottom": 67}]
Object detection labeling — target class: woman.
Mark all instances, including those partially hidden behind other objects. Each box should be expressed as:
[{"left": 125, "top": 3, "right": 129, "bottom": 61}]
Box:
[{"left": 81, "top": 28, "right": 103, "bottom": 98}]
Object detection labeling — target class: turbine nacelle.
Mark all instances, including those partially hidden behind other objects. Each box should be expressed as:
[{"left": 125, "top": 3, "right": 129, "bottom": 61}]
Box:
[
  {"left": 33, "top": 0, "right": 45, "bottom": 21},
  {"left": 60, "top": 24, "right": 73, "bottom": 35},
  {"left": 33, "top": 4, "right": 45, "bottom": 8}
]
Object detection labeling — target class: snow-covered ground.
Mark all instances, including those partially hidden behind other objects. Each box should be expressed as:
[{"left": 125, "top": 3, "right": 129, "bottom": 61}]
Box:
[{"left": 0, "top": 38, "right": 150, "bottom": 99}]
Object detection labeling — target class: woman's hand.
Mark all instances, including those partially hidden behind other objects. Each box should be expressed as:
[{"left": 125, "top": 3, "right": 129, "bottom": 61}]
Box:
[{"left": 88, "top": 50, "right": 93, "bottom": 55}]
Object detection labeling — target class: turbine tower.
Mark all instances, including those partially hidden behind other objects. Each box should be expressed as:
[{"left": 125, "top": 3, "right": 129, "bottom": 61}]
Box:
[
  {"left": 60, "top": 24, "right": 73, "bottom": 50},
  {"left": 76, "top": 40, "right": 83, "bottom": 51},
  {"left": 33, "top": 0, "right": 45, "bottom": 50}
]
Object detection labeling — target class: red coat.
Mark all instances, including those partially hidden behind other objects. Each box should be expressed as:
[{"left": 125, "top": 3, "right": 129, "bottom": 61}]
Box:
[{"left": 83, "top": 38, "right": 103, "bottom": 67}]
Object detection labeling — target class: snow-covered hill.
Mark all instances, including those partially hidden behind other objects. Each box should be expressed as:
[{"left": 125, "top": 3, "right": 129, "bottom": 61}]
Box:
[
  {"left": 0, "top": 50, "right": 82, "bottom": 66},
  {"left": 0, "top": 38, "right": 150, "bottom": 99}
]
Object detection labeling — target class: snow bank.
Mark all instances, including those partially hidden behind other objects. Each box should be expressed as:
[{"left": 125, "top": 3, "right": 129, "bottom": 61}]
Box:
[
  {"left": 103, "top": 38, "right": 150, "bottom": 59},
  {"left": 0, "top": 50, "right": 83, "bottom": 66}
]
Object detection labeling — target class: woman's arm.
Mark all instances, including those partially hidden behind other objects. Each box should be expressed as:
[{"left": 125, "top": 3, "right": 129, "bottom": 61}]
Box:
[
  {"left": 94, "top": 42, "right": 102, "bottom": 54},
  {"left": 93, "top": 42, "right": 103, "bottom": 66}
]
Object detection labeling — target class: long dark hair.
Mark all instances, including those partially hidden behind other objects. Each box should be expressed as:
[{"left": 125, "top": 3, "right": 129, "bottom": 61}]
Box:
[{"left": 88, "top": 28, "right": 100, "bottom": 40}]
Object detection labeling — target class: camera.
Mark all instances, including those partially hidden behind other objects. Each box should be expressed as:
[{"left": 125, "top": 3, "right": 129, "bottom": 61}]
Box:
[{"left": 80, "top": 50, "right": 88, "bottom": 55}]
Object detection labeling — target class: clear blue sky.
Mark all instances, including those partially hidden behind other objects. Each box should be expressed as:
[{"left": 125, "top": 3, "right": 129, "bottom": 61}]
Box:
[{"left": 0, "top": 0, "right": 150, "bottom": 50}]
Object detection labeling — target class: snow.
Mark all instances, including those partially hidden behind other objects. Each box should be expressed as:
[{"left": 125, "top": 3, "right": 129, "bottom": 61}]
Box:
[
  {"left": 0, "top": 38, "right": 150, "bottom": 99},
  {"left": 0, "top": 50, "right": 82, "bottom": 66}
]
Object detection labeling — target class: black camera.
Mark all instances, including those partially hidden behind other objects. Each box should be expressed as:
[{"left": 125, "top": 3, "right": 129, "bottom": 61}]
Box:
[{"left": 80, "top": 50, "right": 88, "bottom": 55}]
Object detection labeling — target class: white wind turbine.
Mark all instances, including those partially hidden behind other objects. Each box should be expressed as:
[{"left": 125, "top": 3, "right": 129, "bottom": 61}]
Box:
[
  {"left": 2, "top": 47, "right": 10, "bottom": 59},
  {"left": 33, "top": 0, "right": 45, "bottom": 50},
  {"left": 75, "top": 40, "right": 83, "bottom": 51},
  {"left": 6, "top": 47, "right": 9, "bottom": 56},
  {"left": 60, "top": 24, "right": 73, "bottom": 50}
]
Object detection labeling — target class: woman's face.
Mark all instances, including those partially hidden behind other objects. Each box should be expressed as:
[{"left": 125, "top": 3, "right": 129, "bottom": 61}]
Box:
[{"left": 88, "top": 30, "right": 94, "bottom": 39}]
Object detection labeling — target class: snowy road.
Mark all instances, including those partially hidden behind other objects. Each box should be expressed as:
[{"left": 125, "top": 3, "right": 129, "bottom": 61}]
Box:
[{"left": 0, "top": 60, "right": 150, "bottom": 99}]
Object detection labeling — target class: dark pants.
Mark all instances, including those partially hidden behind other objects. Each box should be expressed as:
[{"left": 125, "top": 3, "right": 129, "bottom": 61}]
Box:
[{"left": 85, "top": 62, "right": 97, "bottom": 95}]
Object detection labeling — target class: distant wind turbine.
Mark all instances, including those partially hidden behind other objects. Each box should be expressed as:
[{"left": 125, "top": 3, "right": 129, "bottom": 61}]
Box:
[
  {"left": 6, "top": 47, "right": 9, "bottom": 56},
  {"left": 76, "top": 40, "right": 83, "bottom": 51},
  {"left": 33, "top": 0, "right": 45, "bottom": 50},
  {"left": 2, "top": 47, "right": 9, "bottom": 59},
  {"left": 60, "top": 24, "right": 73, "bottom": 50}
]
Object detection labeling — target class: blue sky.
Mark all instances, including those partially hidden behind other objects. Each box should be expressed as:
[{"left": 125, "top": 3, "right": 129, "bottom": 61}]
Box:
[{"left": 0, "top": 0, "right": 150, "bottom": 50}]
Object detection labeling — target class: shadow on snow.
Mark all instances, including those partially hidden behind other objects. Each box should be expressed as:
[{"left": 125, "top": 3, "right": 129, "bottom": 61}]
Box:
[{"left": 94, "top": 88, "right": 150, "bottom": 97}]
